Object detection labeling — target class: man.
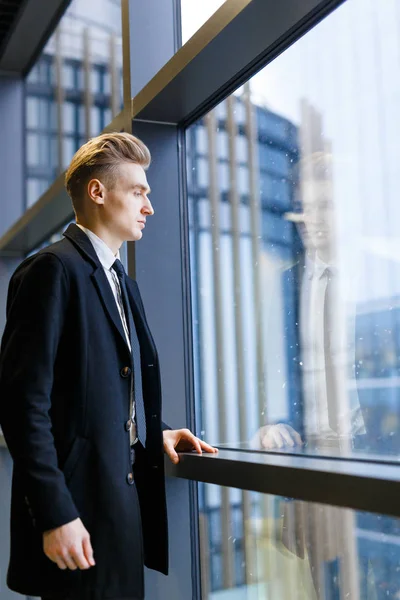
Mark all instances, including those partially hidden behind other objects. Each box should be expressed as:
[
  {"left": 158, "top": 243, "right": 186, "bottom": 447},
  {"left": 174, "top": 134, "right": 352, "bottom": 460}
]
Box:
[
  {"left": 253, "top": 150, "right": 363, "bottom": 450},
  {"left": 0, "top": 132, "right": 217, "bottom": 600}
]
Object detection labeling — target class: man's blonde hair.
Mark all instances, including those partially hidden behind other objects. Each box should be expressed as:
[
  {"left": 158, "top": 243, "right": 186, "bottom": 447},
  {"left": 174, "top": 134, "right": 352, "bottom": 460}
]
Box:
[{"left": 65, "top": 132, "right": 151, "bottom": 214}]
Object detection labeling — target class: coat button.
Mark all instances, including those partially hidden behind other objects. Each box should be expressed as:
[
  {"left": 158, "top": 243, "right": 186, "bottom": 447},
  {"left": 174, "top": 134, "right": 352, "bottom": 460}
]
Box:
[
  {"left": 125, "top": 419, "right": 132, "bottom": 432},
  {"left": 126, "top": 472, "right": 134, "bottom": 485},
  {"left": 120, "top": 366, "right": 131, "bottom": 378}
]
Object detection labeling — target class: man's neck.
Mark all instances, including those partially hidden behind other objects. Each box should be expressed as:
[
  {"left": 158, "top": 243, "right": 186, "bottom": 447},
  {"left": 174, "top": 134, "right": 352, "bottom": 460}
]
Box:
[{"left": 76, "top": 220, "right": 122, "bottom": 256}]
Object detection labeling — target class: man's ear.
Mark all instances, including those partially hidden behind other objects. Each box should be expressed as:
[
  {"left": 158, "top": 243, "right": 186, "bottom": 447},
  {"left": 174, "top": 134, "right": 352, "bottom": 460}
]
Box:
[{"left": 87, "top": 178, "right": 105, "bottom": 205}]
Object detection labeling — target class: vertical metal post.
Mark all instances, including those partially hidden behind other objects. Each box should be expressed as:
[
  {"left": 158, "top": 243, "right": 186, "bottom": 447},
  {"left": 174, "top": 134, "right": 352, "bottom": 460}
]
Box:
[
  {"left": 243, "top": 81, "right": 271, "bottom": 588},
  {"left": 109, "top": 32, "right": 120, "bottom": 119},
  {"left": 226, "top": 95, "right": 254, "bottom": 585},
  {"left": 198, "top": 511, "right": 210, "bottom": 600},
  {"left": 83, "top": 28, "right": 92, "bottom": 141},
  {"left": 121, "top": 0, "right": 135, "bottom": 274},
  {"left": 243, "top": 81, "right": 267, "bottom": 427},
  {"left": 121, "top": 0, "right": 133, "bottom": 130},
  {"left": 54, "top": 27, "right": 64, "bottom": 174},
  {"left": 206, "top": 109, "right": 234, "bottom": 589}
]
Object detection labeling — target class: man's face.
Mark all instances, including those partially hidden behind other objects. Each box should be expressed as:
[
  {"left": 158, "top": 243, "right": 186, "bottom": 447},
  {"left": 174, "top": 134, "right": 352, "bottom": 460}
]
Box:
[
  {"left": 101, "top": 162, "right": 154, "bottom": 242},
  {"left": 299, "top": 181, "right": 334, "bottom": 252}
]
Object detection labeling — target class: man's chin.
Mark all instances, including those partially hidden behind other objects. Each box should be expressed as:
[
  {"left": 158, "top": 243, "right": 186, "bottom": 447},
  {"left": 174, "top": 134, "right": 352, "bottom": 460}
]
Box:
[{"left": 131, "top": 230, "right": 143, "bottom": 242}]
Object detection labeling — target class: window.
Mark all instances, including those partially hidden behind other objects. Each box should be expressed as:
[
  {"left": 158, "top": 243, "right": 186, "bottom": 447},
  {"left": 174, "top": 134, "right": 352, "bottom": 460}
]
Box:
[
  {"left": 187, "top": 0, "right": 400, "bottom": 463},
  {"left": 196, "top": 125, "right": 208, "bottom": 156},
  {"left": 217, "top": 131, "right": 229, "bottom": 160},
  {"left": 199, "top": 485, "right": 400, "bottom": 599},
  {"left": 63, "top": 137, "right": 76, "bottom": 170},
  {"left": 26, "top": 178, "right": 49, "bottom": 208},
  {"left": 24, "top": 0, "right": 123, "bottom": 208},
  {"left": 63, "top": 101, "right": 77, "bottom": 134}
]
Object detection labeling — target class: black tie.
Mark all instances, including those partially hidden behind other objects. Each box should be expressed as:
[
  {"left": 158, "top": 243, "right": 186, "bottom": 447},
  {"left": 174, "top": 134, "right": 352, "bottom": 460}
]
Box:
[{"left": 112, "top": 259, "right": 146, "bottom": 446}]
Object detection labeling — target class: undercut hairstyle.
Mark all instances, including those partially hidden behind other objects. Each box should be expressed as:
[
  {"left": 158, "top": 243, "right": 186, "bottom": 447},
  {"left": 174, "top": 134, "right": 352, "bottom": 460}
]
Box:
[{"left": 65, "top": 132, "right": 151, "bottom": 215}]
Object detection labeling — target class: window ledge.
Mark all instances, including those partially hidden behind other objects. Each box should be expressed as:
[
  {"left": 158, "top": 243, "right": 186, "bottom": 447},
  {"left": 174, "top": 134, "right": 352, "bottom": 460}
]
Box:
[{"left": 165, "top": 448, "right": 400, "bottom": 518}]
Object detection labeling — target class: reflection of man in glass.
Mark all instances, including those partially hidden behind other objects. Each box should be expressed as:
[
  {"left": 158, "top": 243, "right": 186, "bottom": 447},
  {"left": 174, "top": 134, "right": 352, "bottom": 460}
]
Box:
[
  {"left": 291, "top": 150, "right": 363, "bottom": 449},
  {"left": 253, "top": 149, "right": 363, "bottom": 451}
]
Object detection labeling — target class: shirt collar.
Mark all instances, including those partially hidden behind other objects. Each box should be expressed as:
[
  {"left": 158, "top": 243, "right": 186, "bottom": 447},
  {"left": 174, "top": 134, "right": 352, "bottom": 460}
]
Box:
[
  {"left": 75, "top": 223, "right": 121, "bottom": 271},
  {"left": 306, "top": 253, "right": 331, "bottom": 280}
]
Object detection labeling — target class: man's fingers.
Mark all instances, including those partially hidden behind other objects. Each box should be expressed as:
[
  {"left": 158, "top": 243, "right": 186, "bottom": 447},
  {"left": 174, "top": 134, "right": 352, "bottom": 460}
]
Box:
[
  {"left": 293, "top": 431, "right": 303, "bottom": 446},
  {"left": 279, "top": 426, "right": 295, "bottom": 447},
  {"left": 261, "top": 432, "right": 274, "bottom": 449},
  {"left": 82, "top": 535, "right": 96, "bottom": 567},
  {"left": 55, "top": 557, "right": 68, "bottom": 570},
  {"left": 181, "top": 430, "right": 202, "bottom": 454},
  {"left": 198, "top": 439, "right": 218, "bottom": 454},
  {"left": 271, "top": 428, "right": 284, "bottom": 448},
  {"left": 71, "top": 543, "right": 91, "bottom": 570},
  {"left": 190, "top": 434, "right": 202, "bottom": 454},
  {"left": 163, "top": 429, "right": 218, "bottom": 459},
  {"left": 61, "top": 552, "right": 79, "bottom": 570},
  {"left": 165, "top": 442, "right": 179, "bottom": 464}
]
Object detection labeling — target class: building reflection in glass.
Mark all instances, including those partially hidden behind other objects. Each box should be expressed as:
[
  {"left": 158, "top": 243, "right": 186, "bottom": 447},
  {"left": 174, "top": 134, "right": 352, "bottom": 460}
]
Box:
[{"left": 188, "top": 88, "right": 400, "bottom": 600}]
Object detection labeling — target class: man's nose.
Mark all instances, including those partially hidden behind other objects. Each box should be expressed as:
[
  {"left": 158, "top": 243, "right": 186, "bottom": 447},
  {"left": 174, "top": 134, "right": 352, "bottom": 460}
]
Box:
[{"left": 143, "top": 198, "right": 154, "bottom": 216}]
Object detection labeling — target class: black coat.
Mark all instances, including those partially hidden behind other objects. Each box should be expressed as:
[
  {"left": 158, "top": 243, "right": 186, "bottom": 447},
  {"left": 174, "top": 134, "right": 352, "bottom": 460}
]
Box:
[{"left": 0, "top": 223, "right": 169, "bottom": 599}]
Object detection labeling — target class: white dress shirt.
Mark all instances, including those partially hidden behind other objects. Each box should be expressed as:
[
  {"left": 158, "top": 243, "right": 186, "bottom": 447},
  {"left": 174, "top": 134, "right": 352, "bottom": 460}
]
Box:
[
  {"left": 76, "top": 223, "right": 137, "bottom": 442},
  {"left": 300, "top": 254, "right": 350, "bottom": 438}
]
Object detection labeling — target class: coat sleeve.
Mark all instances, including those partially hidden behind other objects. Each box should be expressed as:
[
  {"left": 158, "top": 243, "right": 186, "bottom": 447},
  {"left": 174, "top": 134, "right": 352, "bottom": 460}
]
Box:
[{"left": 0, "top": 252, "right": 80, "bottom": 532}]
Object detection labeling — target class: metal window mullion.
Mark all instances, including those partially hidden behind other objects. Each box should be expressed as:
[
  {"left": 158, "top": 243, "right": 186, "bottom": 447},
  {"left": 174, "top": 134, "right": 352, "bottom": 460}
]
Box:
[
  {"left": 198, "top": 511, "right": 210, "bottom": 600},
  {"left": 226, "top": 95, "right": 255, "bottom": 586},
  {"left": 109, "top": 32, "right": 120, "bottom": 119},
  {"left": 121, "top": 0, "right": 133, "bottom": 130},
  {"left": 206, "top": 110, "right": 235, "bottom": 589},
  {"left": 243, "top": 82, "right": 267, "bottom": 426},
  {"left": 83, "top": 28, "right": 92, "bottom": 140},
  {"left": 242, "top": 84, "right": 273, "bottom": 578},
  {"left": 54, "top": 27, "right": 64, "bottom": 175}
]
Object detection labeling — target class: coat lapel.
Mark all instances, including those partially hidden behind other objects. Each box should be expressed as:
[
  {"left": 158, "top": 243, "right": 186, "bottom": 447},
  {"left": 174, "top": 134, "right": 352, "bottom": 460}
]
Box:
[
  {"left": 125, "top": 277, "right": 157, "bottom": 360},
  {"left": 91, "top": 267, "right": 131, "bottom": 354},
  {"left": 63, "top": 223, "right": 131, "bottom": 355}
]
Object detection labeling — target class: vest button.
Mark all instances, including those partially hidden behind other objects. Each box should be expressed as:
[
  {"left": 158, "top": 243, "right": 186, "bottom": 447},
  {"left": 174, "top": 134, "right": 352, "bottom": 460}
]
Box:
[
  {"left": 120, "top": 366, "right": 131, "bottom": 378},
  {"left": 126, "top": 472, "right": 134, "bottom": 485}
]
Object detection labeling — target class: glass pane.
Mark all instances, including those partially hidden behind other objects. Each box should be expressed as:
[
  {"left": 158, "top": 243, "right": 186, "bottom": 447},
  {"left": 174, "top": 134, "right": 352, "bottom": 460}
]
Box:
[
  {"left": 181, "top": 0, "right": 226, "bottom": 44},
  {"left": 199, "top": 484, "right": 400, "bottom": 599},
  {"left": 26, "top": 178, "right": 50, "bottom": 209},
  {"left": 187, "top": 0, "right": 400, "bottom": 460},
  {"left": 25, "top": 0, "right": 123, "bottom": 207}
]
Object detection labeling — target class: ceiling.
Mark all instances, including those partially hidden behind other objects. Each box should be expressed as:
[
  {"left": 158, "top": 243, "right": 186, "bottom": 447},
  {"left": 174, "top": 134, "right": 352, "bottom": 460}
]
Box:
[
  {"left": 0, "top": 0, "right": 25, "bottom": 60},
  {"left": 0, "top": 0, "right": 71, "bottom": 74}
]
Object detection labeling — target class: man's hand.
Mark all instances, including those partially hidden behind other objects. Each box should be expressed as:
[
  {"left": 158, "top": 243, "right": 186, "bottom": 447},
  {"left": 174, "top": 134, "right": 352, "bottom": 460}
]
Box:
[
  {"left": 163, "top": 428, "right": 218, "bottom": 464},
  {"left": 43, "top": 517, "right": 95, "bottom": 571},
  {"left": 250, "top": 424, "right": 303, "bottom": 450}
]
